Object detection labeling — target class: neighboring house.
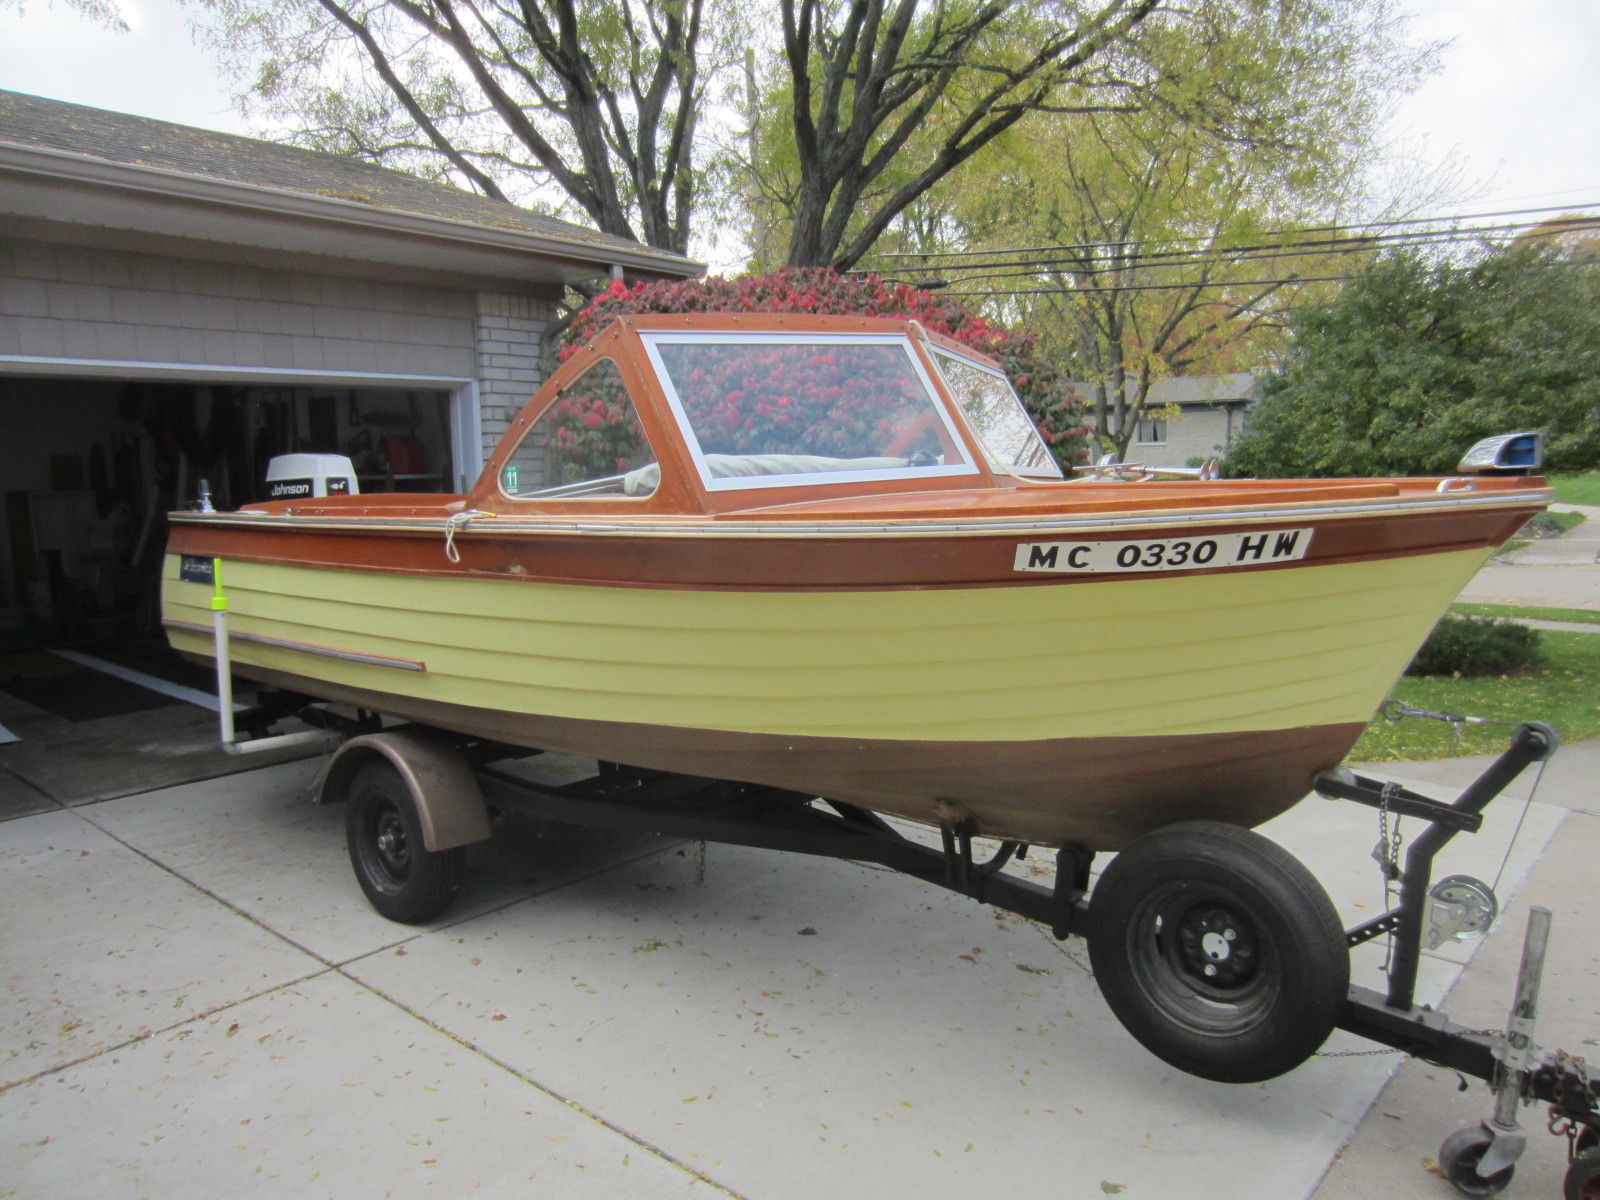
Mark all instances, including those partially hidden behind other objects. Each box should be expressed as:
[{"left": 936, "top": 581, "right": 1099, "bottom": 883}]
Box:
[
  {"left": 1119, "top": 372, "right": 1257, "bottom": 468},
  {"left": 0, "top": 88, "right": 698, "bottom": 642}
]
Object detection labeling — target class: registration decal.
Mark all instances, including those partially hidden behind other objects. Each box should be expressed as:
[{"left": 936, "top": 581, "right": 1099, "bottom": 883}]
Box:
[
  {"left": 179, "top": 555, "right": 216, "bottom": 584},
  {"left": 1014, "top": 528, "right": 1313, "bottom": 574}
]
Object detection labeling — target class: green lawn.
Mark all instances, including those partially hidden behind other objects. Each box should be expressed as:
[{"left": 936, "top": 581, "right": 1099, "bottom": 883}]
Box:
[
  {"left": 1450, "top": 602, "right": 1600, "bottom": 625},
  {"left": 1552, "top": 472, "right": 1600, "bottom": 505},
  {"left": 1352, "top": 629, "right": 1600, "bottom": 761}
]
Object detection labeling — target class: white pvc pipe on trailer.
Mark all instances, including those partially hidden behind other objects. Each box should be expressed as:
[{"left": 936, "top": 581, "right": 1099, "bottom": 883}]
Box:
[{"left": 208, "top": 558, "right": 337, "bottom": 756}]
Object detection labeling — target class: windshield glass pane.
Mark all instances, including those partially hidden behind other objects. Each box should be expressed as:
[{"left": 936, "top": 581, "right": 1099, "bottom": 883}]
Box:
[
  {"left": 932, "top": 349, "right": 1063, "bottom": 480},
  {"left": 500, "top": 357, "right": 657, "bottom": 498},
  {"left": 642, "top": 334, "right": 976, "bottom": 490}
]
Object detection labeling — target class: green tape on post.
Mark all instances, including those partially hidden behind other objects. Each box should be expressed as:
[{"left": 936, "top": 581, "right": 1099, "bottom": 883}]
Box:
[{"left": 211, "top": 558, "right": 228, "bottom": 612}]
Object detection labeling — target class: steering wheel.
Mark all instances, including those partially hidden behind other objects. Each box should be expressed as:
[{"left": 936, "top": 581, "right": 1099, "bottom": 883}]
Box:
[{"left": 885, "top": 411, "right": 944, "bottom": 460}]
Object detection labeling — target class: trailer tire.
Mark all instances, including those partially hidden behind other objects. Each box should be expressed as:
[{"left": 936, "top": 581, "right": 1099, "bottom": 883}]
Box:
[
  {"left": 345, "top": 760, "right": 464, "bottom": 924},
  {"left": 1565, "top": 1145, "right": 1600, "bottom": 1200},
  {"left": 1086, "top": 820, "right": 1348, "bottom": 1083}
]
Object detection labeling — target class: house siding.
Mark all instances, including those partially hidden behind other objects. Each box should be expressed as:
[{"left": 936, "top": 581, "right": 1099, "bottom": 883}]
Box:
[
  {"left": 1147, "top": 407, "right": 1238, "bottom": 468},
  {"left": 0, "top": 237, "right": 480, "bottom": 379}
]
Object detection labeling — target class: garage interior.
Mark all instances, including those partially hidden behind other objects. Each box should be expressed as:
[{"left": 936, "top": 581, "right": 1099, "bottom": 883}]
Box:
[
  {"left": 1, "top": 372, "right": 454, "bottom": 650},
  {"left": 0, "top": 371, "right": 454, "bottom": 794}
]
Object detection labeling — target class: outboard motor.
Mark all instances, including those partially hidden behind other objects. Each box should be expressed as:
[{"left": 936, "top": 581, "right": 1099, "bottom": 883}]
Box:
[{"left": 264, "top": 453, "right": 360, "bottom": 500}]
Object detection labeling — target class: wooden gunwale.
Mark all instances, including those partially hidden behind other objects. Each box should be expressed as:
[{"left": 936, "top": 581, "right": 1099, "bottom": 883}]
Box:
[{"left": 166, "top": 492, "right": 1540, "bottom": 593}]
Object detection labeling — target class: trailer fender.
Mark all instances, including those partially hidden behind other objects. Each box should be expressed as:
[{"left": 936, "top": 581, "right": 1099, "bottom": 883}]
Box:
[{"left": 316, "top": 730, "right": 492, "bottom": 852}]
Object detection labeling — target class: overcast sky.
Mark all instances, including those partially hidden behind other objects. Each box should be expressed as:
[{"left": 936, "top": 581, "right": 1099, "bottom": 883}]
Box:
[{"left": 3, "top": 0, "right": 1598, "bottom": 248}]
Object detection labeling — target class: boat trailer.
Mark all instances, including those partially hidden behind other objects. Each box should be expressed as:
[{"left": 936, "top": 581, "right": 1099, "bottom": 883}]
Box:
[{"left": 241, "top": 689, "right": 1598, "bottom": 1197}]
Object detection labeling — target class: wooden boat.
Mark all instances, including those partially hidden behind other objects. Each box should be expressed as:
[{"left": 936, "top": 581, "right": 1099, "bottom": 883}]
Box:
[{"left": 161, "top": 314, "right": 1548, "bottom": 851}]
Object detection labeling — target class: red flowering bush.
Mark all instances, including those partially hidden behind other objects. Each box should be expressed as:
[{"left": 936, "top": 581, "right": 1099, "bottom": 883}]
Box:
[{"left": 559, "top": 268, "right": 1092, "bottom": 466}]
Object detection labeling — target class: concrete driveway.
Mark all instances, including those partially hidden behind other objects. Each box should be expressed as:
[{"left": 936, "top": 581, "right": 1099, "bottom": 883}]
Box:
[
  {"left": 2, "top": 749, "right": 1589, "bottom": 1200},
  {"left": 2, "top": 548, "right": 1596, "bottom": 1200}
]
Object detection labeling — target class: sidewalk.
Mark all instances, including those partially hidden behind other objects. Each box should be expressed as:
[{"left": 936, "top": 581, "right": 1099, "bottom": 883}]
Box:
[
  {"left": 1507, "top": 503, "right": 1600, "bottom": 566},
  {"left": 1456, "top": 503, "right": 1600, "bottom": 610},
  {"left": 0, "top": 747, "right": 1581, "bottom": 1200}
]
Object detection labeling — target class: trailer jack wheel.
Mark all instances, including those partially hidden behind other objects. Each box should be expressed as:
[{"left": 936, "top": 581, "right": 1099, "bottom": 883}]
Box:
[
  {"left": 1438, "top": 1125, "right": 1517, "bottom": 1197},
  {"left": 345, "top": 760, "right": 464, "bottom": 924},
  {"left": 1087, "top": 820, "right": 1349, "bottom": 1083}
]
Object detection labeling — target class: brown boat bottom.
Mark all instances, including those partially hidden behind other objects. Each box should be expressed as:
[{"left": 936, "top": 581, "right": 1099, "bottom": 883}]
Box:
[{"left": 213, "top": 659, "right": 1363, "bottom": 851}]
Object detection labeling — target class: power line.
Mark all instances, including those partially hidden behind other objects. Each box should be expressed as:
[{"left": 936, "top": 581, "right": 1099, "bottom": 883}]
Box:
[
  {"left": 931, "top": 230, "right": 1471, "bottom": 285},
  {"left": 864, "top": 200, "right": 1600, "bottom": 266},
  {"left": 938, "top": 246, "right": 1600, "bottom": 300},
  {"left": 942, "top": 273, "right": 1353, "bottom": 298},
  {"left": 887, "top": 222, "right": 1597, "bottom": 300},
  {"left": 919, "top": 215, "right": 1600, "bottom": 282}
]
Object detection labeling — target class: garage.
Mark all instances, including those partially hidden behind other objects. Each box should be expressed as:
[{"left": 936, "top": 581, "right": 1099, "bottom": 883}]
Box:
[
  {"left": 0, "top": 89, "right": 695, "bottom": 645},
  {"left": 2, "top": 372, "right": 460, "bottom": 643},
  {"left": 0, "top": 87, "right": 694, "bottom": 764}
]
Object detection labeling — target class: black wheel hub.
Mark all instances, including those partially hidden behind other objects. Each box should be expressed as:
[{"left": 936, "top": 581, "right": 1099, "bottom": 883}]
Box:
[
  {"left": 371, "top": 806, "right": 410, "bottom": 880},
  {"left": 1174, "top": 903, "right": 1258, "bottom": 989}
]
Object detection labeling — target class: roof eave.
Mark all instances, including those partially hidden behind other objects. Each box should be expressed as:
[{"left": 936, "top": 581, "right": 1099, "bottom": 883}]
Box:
[{"left": 0, "top": 140, "right": 703, "bottom": 280}]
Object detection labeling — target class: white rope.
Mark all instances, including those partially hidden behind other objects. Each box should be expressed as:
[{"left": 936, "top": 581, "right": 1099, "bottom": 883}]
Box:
[{"left": 442, "top": 509, "right": 483, "bottom": 563}]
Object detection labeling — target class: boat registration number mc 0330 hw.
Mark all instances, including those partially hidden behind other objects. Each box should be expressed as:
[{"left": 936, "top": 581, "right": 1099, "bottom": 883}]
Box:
[{"left": 1014, "top": 528, "right": 1313, "bottom": 575}]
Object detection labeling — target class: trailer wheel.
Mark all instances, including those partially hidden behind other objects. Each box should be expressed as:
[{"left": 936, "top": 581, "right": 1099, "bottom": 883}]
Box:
[
  {"left": 345, "top": 760, "right": 464, "bottom": 924},
  {"left": 1086, "top": 820, "right": 1348, "bottom": 1083},
  {"left": 1565, "top": 1145, "right": 1600, "bottom": 1200},
  {"left": 1437, "top": 1126, "right": 1516, "bottom": 1197}
]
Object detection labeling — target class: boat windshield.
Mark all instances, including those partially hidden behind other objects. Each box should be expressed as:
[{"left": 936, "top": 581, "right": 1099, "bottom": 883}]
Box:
[
  {"left": 930, "top": 348, "right": 1063, "bottom": 480},
  {"left": 640, "top": 332, "right": 979, "bottom": 492}
]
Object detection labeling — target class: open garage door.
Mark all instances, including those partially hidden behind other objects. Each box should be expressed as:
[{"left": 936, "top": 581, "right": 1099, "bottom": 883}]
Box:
[{"left": 1, "top": 373, "right": 457, "bottom": 650}]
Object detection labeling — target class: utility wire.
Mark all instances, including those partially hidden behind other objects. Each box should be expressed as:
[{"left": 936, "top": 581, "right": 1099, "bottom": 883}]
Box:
[
  {"left": 865, "top": 200, "right": 1600, "bottom": 265},
  {"left": 904, "top": 216, "right": 1600, "bottom": 283},
  {"left": 941, "top": 257, "right": 1600, "bottom": 299},
  {"left": 899, "top": 222, "right": 1600, "bottom": 299}
]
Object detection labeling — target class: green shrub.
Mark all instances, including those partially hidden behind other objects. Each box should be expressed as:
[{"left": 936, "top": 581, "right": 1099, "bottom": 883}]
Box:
[{"left": 1405, "top": 614, "right": 1543, "bottom": 677}]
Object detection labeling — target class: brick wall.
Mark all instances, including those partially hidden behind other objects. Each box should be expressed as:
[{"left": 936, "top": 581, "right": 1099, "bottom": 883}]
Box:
[{"left": 473, "top": 291, "right": 554, "bottom": 464}]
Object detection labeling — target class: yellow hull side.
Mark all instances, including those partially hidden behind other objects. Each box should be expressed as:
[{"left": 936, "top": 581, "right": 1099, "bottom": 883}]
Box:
[{"left": 162, "top": 547, "right": 1488, "bottom": 742}]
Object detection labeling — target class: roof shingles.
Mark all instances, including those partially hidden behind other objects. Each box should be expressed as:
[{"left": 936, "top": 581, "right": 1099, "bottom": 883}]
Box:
[{"left": 0, "top": 87, "right": 684, "bottom": 262}]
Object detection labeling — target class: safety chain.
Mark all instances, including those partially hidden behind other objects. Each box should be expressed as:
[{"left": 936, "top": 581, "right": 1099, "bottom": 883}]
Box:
[
  {"left": 1371, "top": 780, "right": 1404, "bottom": 972},
  {"left": 1316, "top": 1028, "right": 1502, "bottom": 1062},
  {"left": 1374, "top": 780, "right": 1404, "bottom": 883},
  {"left": 1547, "top": 1051, "right": 1599, "bottom": 1155},
  {"left": 1028, "top": 920, "right": 1094, "bottom": 976},
  {"left": 692, "top": 839, "right": 707, "bottom": 887}
]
